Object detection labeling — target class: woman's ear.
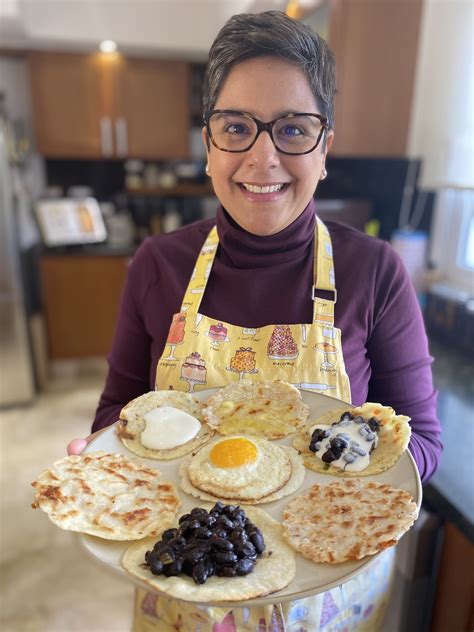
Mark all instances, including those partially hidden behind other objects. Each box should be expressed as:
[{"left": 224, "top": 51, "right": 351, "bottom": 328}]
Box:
[
  {"left": 324, "top": 129, "right": 334, "bottom": 155},
  {"left": 202, "top": 126, "right": 211, "bottom": 157}
]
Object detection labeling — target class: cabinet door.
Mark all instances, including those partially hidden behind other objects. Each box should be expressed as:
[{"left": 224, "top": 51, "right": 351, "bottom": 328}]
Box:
[
  {"left": 115, "top": 59, "right": 190, "bottom": 160},
  {"left": 28, "top": 53, "right": 108, "bottom": 159},
  {"left": 40, "top": 256, "right": 129, "bottom": 358},
  {"left": 328, "top": 0, "right": 423, "bottom": 156}
]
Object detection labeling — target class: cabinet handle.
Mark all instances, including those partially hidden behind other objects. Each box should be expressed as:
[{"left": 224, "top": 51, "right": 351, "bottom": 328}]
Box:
[
  {"left": 115, "top": 117, "right": 128, "bottom": 157},
  {"left": 100, "top": 117, "right": 113, "bottom": 157}
]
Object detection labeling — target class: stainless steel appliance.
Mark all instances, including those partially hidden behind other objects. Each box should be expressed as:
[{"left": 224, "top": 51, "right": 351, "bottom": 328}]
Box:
[{"left": 0, "top": 94, "right": 35, "bottom": 406}]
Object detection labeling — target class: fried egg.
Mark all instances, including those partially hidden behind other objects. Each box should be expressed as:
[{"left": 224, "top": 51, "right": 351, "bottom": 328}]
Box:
[{"left": 186, "top": 435, "right": 291, "bottom": 501}]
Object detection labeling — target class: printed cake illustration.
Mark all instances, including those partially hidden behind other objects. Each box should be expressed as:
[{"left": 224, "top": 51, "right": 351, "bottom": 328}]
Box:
[
  {"left": 180, "top": 352, "right": 207, "bottom": 383},
  {"left": 267, "top": 325, "right": 299, "bottom": 360},
  {"left": 208, "top": 322, "right": 228, "bottom": 342},
  {"left": 164, "top": 312, "right": 186, "bottom": 360},
  {"left": 229, "top": 347, "right": 257, "bottom": 373},
  {"left": 166, "top": 313, "right": 186, "bottom": 345}
]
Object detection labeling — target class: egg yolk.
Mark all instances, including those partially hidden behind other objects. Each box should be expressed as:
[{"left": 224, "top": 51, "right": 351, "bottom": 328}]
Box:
[{"left": 209, "top": 438, "right": 258, "bottom": 468}]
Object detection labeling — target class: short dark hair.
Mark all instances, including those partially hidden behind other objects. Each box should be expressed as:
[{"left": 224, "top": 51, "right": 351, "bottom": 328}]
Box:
[{"left": 203, "top": 10, "right": 336, "bottom": 128}]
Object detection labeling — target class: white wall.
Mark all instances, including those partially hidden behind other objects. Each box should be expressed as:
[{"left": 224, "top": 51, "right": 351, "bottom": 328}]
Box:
[{"left": 408, "top": 0, "right": 474, "bottom": 189}]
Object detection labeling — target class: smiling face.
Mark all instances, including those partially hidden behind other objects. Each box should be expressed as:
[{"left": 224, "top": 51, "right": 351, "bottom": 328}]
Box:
[{"left": 203, "top": 56, "right": 333, "bottom": 236}]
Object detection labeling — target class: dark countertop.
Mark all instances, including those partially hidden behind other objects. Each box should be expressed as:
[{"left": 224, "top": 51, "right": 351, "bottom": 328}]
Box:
[
  {"left": 423, "top": 339, "right": 474, "bottom": 542},
  {"left": 40, "top": 243, "right": 137, "bottom": 257}
]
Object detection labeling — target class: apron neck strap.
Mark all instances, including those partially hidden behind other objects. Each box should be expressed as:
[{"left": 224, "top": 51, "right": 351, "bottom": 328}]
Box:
[{"left": 180, "top": 217, "right": 337, "bottom": 325}]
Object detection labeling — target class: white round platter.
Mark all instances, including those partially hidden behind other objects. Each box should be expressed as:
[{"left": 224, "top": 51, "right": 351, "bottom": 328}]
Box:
[{"left": 80, "top": 388, "right": 422, "bottom": 607}]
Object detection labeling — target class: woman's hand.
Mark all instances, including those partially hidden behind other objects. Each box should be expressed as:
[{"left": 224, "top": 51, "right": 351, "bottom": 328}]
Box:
[{"left": 67, "top": 429, "right": 108, "bottom": 455}]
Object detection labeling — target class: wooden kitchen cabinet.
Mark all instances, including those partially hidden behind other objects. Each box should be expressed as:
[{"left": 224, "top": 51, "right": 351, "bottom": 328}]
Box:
[
  {"left": 40, "top": 255, "right": 129, "bottom": 359},
  {"left": 328, "top": 0, "right": 423, "bottom": 156},
  {"left": 28, "top": 52, "right": 190, "bottom": 159},
  {"left": 28, "top": 53, "right": 106, "bottom": 159}
]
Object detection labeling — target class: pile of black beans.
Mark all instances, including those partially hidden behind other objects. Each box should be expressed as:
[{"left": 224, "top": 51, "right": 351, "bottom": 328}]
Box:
[{"left": 144, "top": 502, "right": 266, "bottom": 585}]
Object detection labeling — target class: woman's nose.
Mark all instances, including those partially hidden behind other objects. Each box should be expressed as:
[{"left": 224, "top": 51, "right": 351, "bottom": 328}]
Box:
[{"left": 244, "top": 130, "right": 280, "bottom": 169}]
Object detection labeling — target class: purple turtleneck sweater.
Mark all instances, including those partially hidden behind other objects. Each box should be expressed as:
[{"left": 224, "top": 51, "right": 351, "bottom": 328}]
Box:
[{"left": 93, "top": 201, "right": 441, "bottom": 482}]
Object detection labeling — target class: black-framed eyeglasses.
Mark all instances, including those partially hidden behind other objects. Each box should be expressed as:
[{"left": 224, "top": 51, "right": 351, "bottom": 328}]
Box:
[{"left": 203, "top": 109, "right": 328, "bottom": 155}]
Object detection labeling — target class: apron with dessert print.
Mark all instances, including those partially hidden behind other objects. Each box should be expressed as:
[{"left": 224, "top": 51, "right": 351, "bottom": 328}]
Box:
[{"left": 133, "top": 218, "right": 395, "bottom": 632}]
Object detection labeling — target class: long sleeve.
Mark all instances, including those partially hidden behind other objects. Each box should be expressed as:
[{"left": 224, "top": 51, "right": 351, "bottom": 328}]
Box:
[
  {"left": 92, "top": 243, "right": 154, "bottom": 432},
  {"left": 366, "top": 241, "right": 442, "bottom": 483}
]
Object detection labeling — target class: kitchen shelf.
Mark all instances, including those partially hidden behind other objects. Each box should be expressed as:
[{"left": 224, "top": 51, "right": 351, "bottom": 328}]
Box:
[{"left": 126, "top": 182, "right": 215, "bottom": 197}]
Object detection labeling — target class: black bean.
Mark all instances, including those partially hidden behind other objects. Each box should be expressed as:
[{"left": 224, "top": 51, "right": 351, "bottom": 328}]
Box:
[
  {"left": 178, "top": 513, "right": 191, "bottom": 524},
  {"left": 322, "top": 449, "right": 337, "bottom": 463},
  {"left": 194, "top": 527, "right": 212, "bottom": 540},
  {"left": 162, "top": 528, "right": 178, "bottom": 542},
  {"left": 249, "top": 532, "right": 266, "bottom": 554},
  {"left": 216, "top": 566, "right": 237, "bottom": 577},
  {"left": 230, "top": 527, "right": 247, "bottom": 544},
  {"left": 235, "top": 558, "right": 255, "bottom": 575},
  {"left": 157, "top": 548, "right": 175, "bottom": 565},
  {"left": 163, "top": 559, "right": 183, "bottom": 576},
  {"left": 211, "top": 536, "right": 234, "bottom": 551},
  {"left": 191, "top": 507, "right": 208, "bottom": 517},
  {"left": 340, "top": 411, "right": 354, "bottom": 421},
  {"left": 145, "top": 550, "right": 153, "bottom": 564},
  {"left": 330, "top": 437, "right": 348, "bottom": 451},
  {"left": 149, "top": 559, "right": 164, "bottom": 575},
  {"left": 353, "top": 415, "right": 364, "bottom": 424},
  {"left": 213, "top": 550, "right": 238, "bottom": 566},
  {"left": 212, "top": 502, "right": 225, "bottom": 513},
  {"left": 216, "top": 515, "right": 234, "bottom": 530},
  {"left": 311, "top": 428, "right": 330, "bottom": 443},
  {"left": 191, "top": 561, "right": 208, "bottom": 584},
  {"left": 223, "top": 504, "right": 238, "bottom": 514},
  {"left": 183, "top": 545, "right": 207, "bottom": 565},
  {"left": 368, "top": 417, "right": 380, "bottom": 432},
  {"left": 234, "top": 541, "right": 257, "bottom": 558},
  {"left": 168, "top": 536, "right": 186, "bottom": 550}
]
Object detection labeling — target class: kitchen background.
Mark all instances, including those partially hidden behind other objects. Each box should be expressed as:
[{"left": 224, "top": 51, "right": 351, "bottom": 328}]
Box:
[{"left": 0, "top": 0, "right": 473, "bottom": 631}]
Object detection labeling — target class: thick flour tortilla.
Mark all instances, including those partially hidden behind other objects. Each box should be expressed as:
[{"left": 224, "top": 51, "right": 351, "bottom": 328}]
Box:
[
  {"left": 203, "top": 380, "right": 309, "bottom": 439},
  {"left": 122, "top": 505, "right": 296, "bottom": 602},
  {"left": 293, "top": 402, "right": 411, "bottom": 476},
  {"left": 179, "top": 445, "right": 305, "bottom": 504},
  {"left": 117, "top": 390, "right": 214, "bottom": 459},
  {"left": 282, "top": 480, "right": 418, "bottom": 563},
  {"left": 31, "top": 452, "right": 181, "bottom": 540}
]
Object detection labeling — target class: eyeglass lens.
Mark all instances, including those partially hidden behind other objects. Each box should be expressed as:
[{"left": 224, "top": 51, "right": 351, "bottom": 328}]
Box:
[{"left": 208, "top": 112, "right": 323, "bottom": 154}]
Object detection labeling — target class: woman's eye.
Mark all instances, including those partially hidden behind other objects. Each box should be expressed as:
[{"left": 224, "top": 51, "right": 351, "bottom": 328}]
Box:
[
  {"left": 280, "top": 125, "right": 304, "bottom": 136},
  {"left": 225, "top": 123, "right": 249, "bottom": 135}
]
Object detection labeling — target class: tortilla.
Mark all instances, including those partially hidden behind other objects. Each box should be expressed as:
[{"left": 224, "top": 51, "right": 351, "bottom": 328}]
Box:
[
  {"left": 282, "top": 480, "right": 418, "bottom": 563},
  {"left": 31, "top": 451, "right": 181, "bottom": 540},
  {"left": 117, "top": 390, "right": 214, "bottom": 459},
  {"left": 203, "top": 380, "right": 309, "bottom": 440},
  {"left": 293, "top": 402, "right": 411, "bottom": 476},
  {"left": 122, "top": 505, "right": 296, "bottom": 602}
]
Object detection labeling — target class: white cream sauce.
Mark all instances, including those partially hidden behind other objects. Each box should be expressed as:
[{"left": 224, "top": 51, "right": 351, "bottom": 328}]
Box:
[
  {"left": 140, "top": 406, "right": 201, "bottom": 450},
  {"left": 308, "top": 417, "right": 379, "bottom": 472}
]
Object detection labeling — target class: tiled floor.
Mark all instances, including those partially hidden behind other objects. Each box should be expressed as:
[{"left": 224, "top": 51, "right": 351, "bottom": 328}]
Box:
[{"left": 0, "top": 364, "right": 134, "bottom": 632}]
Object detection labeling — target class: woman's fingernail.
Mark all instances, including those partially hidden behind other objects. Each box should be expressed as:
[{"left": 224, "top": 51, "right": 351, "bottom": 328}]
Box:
[{"left": 67, "top": 438, "right": 88, "bottom": 455}]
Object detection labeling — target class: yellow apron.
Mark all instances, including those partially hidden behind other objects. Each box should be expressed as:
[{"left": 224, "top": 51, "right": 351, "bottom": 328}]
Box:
[{"left": 133, "top": 218, "right": 395, "bottom": 631}]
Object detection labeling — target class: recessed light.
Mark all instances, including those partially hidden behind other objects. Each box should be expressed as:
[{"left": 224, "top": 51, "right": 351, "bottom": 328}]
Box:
[{"left": 100, "top": 40, "right": 117, "bottom": 54}]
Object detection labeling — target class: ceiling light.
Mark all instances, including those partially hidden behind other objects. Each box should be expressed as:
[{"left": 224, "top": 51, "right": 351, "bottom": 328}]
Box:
[{"left": 100, "top": 40, "right": 117, "bottom": 54}]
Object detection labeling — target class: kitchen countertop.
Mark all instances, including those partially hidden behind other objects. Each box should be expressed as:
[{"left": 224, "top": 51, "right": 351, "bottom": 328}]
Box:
[{"left": 423, "top": 339, "right": 474, "bottom": 542}]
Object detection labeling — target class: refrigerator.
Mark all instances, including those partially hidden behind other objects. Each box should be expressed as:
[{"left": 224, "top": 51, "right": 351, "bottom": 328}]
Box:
[{"left": 0, "top": 94, "right": 35, "bottom": 406}]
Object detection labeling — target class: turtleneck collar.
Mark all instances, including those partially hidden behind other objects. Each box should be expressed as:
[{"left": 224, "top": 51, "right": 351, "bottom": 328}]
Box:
[{"left": 215, "top": 198, "right": 316, "bottom": 268}]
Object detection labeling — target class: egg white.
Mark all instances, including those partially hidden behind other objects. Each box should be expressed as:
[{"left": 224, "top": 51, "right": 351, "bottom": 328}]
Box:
[{"left": 186, "top": 435, "right": 291, "bottom": 500}]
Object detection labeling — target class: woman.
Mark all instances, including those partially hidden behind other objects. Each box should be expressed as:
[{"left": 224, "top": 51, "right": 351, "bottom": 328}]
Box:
[{"left": 69, "top": 11, "right": 441, "bottom": 631}]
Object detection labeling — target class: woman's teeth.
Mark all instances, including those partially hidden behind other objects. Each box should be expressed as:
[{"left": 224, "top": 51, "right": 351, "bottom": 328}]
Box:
[{"left": 241, "top": 183, "right": 285, "bottom": 194}]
